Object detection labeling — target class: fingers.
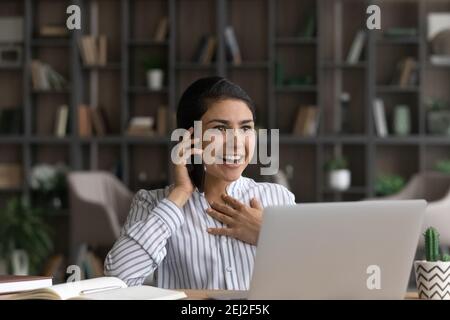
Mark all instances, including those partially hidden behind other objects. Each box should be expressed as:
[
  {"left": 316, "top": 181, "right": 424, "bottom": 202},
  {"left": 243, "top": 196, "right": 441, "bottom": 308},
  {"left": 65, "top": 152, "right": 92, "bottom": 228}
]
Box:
[
  {"left": 250, "top": 197, "right": 263, "bottom": 210},
  {"left": 221, "top": 194, "right": 245, "bottom": 211},
  {"left": 210, "top": 201, "right": 237, "bottom": 217},
  {"left": 206, "top": 208, "right": 234, "bottom": 226},
  {"left": 207, "top": 227, "right": 234, "bottom": 237}
]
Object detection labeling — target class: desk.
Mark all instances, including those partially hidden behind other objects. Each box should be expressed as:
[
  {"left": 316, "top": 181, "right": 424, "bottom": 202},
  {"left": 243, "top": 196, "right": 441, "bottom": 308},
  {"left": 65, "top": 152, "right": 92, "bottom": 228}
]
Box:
[{"left": 181, "top": 290, "right": 420, "bottom": 300}]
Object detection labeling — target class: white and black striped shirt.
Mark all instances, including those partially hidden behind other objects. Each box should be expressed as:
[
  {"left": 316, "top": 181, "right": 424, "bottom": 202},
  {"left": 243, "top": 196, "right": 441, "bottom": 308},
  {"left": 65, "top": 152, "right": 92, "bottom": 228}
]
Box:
[{"left": 104, "top": 176, "right": 296, "bottom": 289}]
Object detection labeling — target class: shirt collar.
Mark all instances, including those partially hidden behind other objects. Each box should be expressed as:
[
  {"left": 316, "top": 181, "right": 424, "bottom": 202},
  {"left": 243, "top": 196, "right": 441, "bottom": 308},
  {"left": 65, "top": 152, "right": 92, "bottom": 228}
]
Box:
[{"left": 197, "top": 175, "right": 244, "bottom": 198}]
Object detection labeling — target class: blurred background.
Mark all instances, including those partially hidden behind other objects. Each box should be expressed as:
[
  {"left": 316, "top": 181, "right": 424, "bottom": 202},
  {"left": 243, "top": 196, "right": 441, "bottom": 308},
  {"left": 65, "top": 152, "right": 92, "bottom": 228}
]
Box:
[{"left": 0, "top": 0, "right": 449, "bottom": 283}]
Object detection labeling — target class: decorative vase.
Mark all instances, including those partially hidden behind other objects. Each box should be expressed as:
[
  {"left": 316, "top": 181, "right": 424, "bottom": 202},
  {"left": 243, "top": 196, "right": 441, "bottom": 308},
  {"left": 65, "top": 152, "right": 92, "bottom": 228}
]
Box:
[
  {"left": 11, "top": 249, "right": 29, "bottom": 276},
  {"left": 146, "top": 69, "right": 164, "bottom": 91},
  {"left": 393, "top": 105, "right": 411, "bottom": 136},
  {"left": 415, "top": 260, "right": 450, "bottom": 300},
  {"left": 328, "top": 169, "right": 351, "bottom": 191}
]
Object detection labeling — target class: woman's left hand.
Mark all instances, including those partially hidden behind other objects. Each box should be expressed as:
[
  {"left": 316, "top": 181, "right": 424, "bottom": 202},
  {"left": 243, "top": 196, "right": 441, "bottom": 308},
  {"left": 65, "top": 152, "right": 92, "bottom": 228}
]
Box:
[{"left": 206, "top": 194, "right": 263, "bottom": 246}]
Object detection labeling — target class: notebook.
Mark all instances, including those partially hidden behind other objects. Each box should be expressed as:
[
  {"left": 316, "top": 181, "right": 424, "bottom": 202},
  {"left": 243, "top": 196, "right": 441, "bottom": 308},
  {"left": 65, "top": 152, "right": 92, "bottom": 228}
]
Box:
[
  {"left": 0, "top": 277, "right": 186, "bottom": 300},
  {"left": 0, "top": 275, "right": 53, "bottom": 294}
]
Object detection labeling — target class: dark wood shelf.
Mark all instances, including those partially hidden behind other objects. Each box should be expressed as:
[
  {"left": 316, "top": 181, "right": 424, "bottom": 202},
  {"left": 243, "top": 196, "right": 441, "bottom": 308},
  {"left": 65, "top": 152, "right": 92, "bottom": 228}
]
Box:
[
  {"left": 31, "top": 89, "right": 71, "bottom": 94},
  {"left": 176, "top": 63, "right": 215, "bottom": 70},
  {"left": 275, "top": 85, "right": 317, "bottom": 93},
  {"left": 322, "top": 61, "right": 366, "bottom": 69},
  {"left": 82, "top": 63, "right": 121, "bottom": 71},
  {"left": 322, "top": 187, "right": 367, "bottom": 194},
  {"left": 31, "top": 38, "right": 71, "bottom": 47},
  {"left": 377, "top": 37, "right": 419, "bottom": 45},
  {"left": 128, "top": 86, "right": 169, "bottom": 94},
  {"left": 227, "top": 61, "right": 270, "bottom": 69},
  {"left": 276, "top": 37, "right": 317, "bottom": 45},
  {"left": 376, "top": 86, "right": 419, "bottom": 93},
  {"left": 29, "top": 136, "right": 72, "bottom": 144},
  {"left": 128, "top": 39, "right": 169, "bottom": 46},
  {"left": 0, "top": 65, "right": 23, "bottom": 71}
]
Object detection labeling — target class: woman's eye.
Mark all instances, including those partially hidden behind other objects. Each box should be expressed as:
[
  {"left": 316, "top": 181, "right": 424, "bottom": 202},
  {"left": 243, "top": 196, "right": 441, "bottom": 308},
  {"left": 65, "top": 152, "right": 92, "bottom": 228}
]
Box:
[
  {"left": 214, "top": 125, "right": 227, "bottom": 132},
  {"left": 241, "top": 126, "right": 253, "bottom": 132}
]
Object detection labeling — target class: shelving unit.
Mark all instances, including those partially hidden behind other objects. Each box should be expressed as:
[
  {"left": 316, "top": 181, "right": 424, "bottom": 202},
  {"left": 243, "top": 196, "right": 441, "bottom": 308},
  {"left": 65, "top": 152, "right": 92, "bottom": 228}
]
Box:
[{"left": 0, "top": 0, "right": 449, "bottom": 208}]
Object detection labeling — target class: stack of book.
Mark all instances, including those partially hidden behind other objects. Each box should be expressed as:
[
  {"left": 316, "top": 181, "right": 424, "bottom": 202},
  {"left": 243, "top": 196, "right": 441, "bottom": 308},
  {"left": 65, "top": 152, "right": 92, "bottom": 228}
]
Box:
[
  {"left": 0, "top": 163, "right": 22, "bottom": 189},
  {"left": 127, "top": 116, "right": 155, "bottom": 136},
  {"left": 373, "top": 98, "right": 388, "bottom": 137},
  {"left": 78, "top": 105, "right": 110, "bottom": 137},
  {"left": 78, "top": 35, "right": 107, "bottom": 66},
  {"left": 30, "top": 60, "right": 67, "bottom": 91},
  {"left": 292, "top": 106, "right": 320, "bottom": 136},
  {"left": 193, "top": 34, "right": 217, "bottom": 64},
  {"left": 39, "top": 25, "right": 69, "bottom": 38}
]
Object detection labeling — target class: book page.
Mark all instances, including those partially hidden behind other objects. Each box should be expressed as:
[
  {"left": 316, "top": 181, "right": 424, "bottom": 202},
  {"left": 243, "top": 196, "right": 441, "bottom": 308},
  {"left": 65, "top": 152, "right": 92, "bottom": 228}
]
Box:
[
  {"left": 47, "top": 277, "right": 127, "bottom": 300},
  {"left": 76, "top": 286, "right": 187, "bottom": 300}
]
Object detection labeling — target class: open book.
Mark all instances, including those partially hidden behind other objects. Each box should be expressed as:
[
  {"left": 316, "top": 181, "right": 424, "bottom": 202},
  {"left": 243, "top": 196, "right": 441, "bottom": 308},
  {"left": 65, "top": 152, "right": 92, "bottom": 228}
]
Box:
[{"left": 0, "top": 277, "right": 186, "bottom": 300}]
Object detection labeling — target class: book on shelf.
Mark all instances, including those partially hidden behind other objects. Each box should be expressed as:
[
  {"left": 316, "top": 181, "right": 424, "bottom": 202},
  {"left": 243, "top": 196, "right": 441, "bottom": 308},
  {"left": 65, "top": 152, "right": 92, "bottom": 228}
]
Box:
[
  {"left": 41, "top": 254, "right": 65, "bottom": 284},
  {"left": 0, "top": 163, "right": 22, "bottom": 189},
  {"left": 346, "top": 30, "right": 366, "bottom": 64},
  {"left": 78, "top": 104, "right": 92, "bottom": 137},
  {"left": 30, "top": 60, "right": 67, "bottom": 91},
  {"left": 193, "top": 35, "right": 217, "bottom": 65},
  {"left": 78, "top": 35, "right": 107, "bottom": 66},
  {"left": 154, "top": 16, "right": 169, "bottom": 42},
  {"left": 91, "top": 107, "right": 109, "bottom": 136},
  {"left": 39, "top": 25, "right": 69, "bottom": 38},
  {"left": 54, "top": 104, "right": 69, "bottom": 137},
  {"left": 0, "top": 277, "right": 186, "bottom": 300},
  {"left": 373, "top": 98, "right": 388, "bottom": 137},
  {"left": 0, "top": 276, "right": 52, "bottom": 295},
  {"left": 391, "top": 57, "right": 417, "bottom": 87},
  {"left": 293, "top": 106, "right": 319, "bottom": 136},
  {"left": 224, "top": 26, "right": 242, "bottom": 65},
  {"left": 157, "top": 105, "right": 167, "bottom": 136}
]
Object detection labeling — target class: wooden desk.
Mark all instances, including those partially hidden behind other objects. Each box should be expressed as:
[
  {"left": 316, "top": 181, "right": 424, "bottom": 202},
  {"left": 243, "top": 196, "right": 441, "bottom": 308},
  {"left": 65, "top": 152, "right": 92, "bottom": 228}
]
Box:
[{"left": 182, "top": 290, "right": 419, "bottom": 300}]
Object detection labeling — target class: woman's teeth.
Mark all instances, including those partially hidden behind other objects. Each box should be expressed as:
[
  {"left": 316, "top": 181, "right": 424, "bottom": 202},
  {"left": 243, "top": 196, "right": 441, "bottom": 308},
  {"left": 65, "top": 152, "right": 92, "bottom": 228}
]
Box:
[{"left": 221, "top": 155, "right": 244, "bottom": 163}]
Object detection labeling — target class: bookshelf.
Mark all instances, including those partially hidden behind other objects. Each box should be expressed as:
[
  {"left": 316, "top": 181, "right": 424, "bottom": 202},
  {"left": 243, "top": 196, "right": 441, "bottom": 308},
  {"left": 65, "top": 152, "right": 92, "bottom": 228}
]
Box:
[{"left": 0, "top": 0, "right": 448, "bottom": 208}]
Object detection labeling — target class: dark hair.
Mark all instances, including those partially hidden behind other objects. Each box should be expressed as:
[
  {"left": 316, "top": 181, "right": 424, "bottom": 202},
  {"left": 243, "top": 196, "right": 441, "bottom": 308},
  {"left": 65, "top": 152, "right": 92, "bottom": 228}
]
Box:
[{"left": 176, "top": 76, "right": 255, "bottom": 130}]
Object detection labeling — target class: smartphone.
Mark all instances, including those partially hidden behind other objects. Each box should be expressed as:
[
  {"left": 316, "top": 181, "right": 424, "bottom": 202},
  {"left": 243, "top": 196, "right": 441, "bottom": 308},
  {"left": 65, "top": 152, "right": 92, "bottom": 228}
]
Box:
[{"left": 187, "top": 154, "right": 205, "bottom": 193}]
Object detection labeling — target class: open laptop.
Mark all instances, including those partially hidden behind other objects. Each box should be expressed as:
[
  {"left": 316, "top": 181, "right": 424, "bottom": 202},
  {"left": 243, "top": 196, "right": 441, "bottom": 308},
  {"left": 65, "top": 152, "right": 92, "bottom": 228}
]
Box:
[{"left": 210, "top": 200, "right": 426, "bottom": 300}]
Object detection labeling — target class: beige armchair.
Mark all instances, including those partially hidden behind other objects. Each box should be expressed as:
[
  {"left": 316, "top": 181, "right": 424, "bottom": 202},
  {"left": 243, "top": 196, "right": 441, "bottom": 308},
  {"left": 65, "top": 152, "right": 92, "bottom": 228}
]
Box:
[
  {"left": 68, "top": 171, "right": 133, "bottom": 261},
  {"left": 377, "top": 172, "right": 450, "bottom": 246}
]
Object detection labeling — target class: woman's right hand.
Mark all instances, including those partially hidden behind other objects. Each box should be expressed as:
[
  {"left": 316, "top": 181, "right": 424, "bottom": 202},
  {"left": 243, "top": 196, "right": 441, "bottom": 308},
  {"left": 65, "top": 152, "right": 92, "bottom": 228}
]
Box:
[{"left": 168, "top": 127, "right": 202, "bottom": 208}]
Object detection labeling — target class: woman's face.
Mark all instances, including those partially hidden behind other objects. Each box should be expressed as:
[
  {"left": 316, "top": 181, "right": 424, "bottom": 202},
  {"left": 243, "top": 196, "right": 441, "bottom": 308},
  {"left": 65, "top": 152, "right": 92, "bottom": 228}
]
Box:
[{"left": 200, "top": 99, "right": 256, "bottom": 183}]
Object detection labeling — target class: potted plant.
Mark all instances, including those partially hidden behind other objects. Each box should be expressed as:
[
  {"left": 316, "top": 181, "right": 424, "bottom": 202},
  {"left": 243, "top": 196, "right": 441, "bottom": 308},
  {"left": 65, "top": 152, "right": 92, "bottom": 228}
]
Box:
[
  {"left": 30, "top": 163, "right": 68, "bottom": 211},
  {"left": 0, "top": 197, "right": 53, "bottom": 275},
  {"left": 374, "top": 174, "right": 405, "bottom": 196},
  {"left": 426, "top": 98, "right": 450, "bottom": 135},
  {"left": 324, "top": 156, "right": 351, "bottom": 191},
  {"left": 414, "top": 227, "right": 450, "bottom": 299},
  {"left": 143, "top": 56, "right": 165, "bottom": 91}
]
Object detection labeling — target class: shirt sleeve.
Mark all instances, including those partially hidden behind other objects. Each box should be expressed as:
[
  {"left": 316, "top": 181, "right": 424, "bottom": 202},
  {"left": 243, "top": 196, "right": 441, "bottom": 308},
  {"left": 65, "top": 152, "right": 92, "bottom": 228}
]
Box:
[{"left": 104, "top": 190, "right": 185, "bottom": 286}]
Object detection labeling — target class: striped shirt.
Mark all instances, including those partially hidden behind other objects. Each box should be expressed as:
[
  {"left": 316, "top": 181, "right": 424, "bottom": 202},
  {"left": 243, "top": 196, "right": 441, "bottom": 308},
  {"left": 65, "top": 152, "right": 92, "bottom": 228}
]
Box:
[{"left": 104, "top": 176, "right": 296, "bottom": 289}]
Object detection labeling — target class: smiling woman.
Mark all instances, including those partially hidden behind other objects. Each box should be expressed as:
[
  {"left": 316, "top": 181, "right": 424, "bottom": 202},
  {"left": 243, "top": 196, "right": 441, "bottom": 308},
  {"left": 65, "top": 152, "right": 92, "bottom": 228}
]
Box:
[{"left": 104, "top": 77, "right": 296, "bottom": 290}]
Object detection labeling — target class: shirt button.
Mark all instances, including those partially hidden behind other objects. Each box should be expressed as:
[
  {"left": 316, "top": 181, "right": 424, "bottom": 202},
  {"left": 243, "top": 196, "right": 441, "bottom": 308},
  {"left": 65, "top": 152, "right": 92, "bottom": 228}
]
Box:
[{"left": 226, "top": 266, "right": 232, "bottom": 272}]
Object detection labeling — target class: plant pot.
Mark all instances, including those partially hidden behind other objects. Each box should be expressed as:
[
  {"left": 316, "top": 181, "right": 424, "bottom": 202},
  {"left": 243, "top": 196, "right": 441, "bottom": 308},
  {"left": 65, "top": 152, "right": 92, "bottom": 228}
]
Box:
[
  {"left": 328, "top": 169, "right": 351, "bottom": 191},
  {"left": 414, "top": 260, "right": 450, "bottom": 299},
  {"left": 427, "top": 110, "right": 450, "bottom": 135},
  {"left": 11, "top": 249, "right": 29, "bottom": 276},
  {"left": 146, "top": 69, "right": 164, "bottom": 91}
]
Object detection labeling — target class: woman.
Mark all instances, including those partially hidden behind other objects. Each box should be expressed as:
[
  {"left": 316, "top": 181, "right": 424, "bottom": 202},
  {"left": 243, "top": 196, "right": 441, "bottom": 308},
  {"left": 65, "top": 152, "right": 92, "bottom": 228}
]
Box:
[{"left": 104, "top": 77, "right": 295, "bottom": 289}]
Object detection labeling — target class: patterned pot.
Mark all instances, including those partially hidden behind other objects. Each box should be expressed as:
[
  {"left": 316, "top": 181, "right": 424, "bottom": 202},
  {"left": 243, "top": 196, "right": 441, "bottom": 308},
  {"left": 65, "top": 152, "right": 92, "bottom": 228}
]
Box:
[{"left": 414, "top": 260, "right": 450, "bottom": 300}]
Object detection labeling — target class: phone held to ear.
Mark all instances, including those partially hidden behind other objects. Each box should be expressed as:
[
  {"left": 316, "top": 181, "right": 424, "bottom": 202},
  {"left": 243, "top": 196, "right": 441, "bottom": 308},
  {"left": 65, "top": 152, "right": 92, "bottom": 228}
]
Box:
[{"left": 187, "top": 154, "right": 205, "bottom": 193}]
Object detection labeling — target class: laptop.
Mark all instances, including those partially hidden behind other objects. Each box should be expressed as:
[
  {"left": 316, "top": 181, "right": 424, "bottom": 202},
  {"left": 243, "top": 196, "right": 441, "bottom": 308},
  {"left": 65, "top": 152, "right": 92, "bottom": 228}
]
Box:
[{"left": 210, "top": 200, "right": 426, "bottom": 300}]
